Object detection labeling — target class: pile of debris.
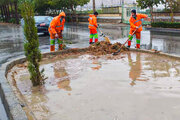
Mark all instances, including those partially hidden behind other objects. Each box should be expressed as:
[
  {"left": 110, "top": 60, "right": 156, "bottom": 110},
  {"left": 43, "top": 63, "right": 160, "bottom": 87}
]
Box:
[{"left": 87, "top": 41, "right": 129, "bottom": 55}]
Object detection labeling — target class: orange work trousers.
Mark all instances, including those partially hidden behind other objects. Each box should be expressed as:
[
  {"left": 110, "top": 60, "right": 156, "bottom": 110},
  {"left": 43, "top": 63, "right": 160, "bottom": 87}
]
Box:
[
  {"left": 128, "top": 29, "right": 141, "bottom": 49},
  {"left": 50, "top": 32, "right": 63, "bottom": 52}
]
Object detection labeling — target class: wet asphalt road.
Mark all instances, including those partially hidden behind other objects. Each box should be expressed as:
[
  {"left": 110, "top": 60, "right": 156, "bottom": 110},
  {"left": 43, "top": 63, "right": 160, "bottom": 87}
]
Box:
[{"left": 0, "top": 23, "right": 180, "bottom": 119}]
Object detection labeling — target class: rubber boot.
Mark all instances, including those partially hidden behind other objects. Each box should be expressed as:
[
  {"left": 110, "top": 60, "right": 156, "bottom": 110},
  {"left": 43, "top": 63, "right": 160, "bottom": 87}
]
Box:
[
  {"left": 58, "top": 44, "right": 63, "bottom": 50},
  {"left": 128, "top": 41, "right": 131, "bottom": 48},
  {"left": 95, "top": 38, "right": 98, "bottom": 43},
  {"left": 89, "top": 38, "right": 93, "bottom": 44},
  {"left": 50, "top": 45, "right": 55, "bottom": 52},
  {"left": 136, "top": 44, "right": 140, "bottom": 49}
]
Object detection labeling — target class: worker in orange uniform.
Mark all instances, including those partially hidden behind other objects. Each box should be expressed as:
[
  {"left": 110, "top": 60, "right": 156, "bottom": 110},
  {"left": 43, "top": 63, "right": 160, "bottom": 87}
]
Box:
[
  {"left": 128, "top": 9, "right": 149, "bottom": 49},
  {"left": 88, "top": 12, "right": 99, "bottom": 44},
  {"left": 48, "top": 12, "right": 66, "bottom": 52}
]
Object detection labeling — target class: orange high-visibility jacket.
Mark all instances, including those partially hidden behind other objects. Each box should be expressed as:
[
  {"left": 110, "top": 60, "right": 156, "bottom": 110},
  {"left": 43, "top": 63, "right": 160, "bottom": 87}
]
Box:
[
  {"left": 88, "top": 15, "right": 98, "bottom": 30},
  {"left": 129, "top": 14, "right": 148, "bottom": 32},
  {"left": 49, "top": 12, "right": 66, "bottom": 34}
]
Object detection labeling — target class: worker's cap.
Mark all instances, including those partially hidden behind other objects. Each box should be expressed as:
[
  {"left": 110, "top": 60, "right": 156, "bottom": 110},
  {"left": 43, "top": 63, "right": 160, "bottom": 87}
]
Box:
[
  {"left": 131, "top": 9, "right": 136, "bottom": 14},
  {"left": 59, "top": 12, "right": 66, "bottom": 17},
  {"left": 94, "top": 11, "right": 99, "bottom": 15}
]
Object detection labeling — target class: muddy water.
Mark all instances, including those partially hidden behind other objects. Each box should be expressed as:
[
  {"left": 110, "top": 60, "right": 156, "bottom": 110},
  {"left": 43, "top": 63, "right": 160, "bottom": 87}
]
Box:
[
  {"left": 0, "top": 23, "right": 180, "bottom": 119},
  {"left": 0, "top": 23, "right": 180, "bottom": 66},
  {"left": 7, "top": 52, "right": 180, "bottom": 120}
]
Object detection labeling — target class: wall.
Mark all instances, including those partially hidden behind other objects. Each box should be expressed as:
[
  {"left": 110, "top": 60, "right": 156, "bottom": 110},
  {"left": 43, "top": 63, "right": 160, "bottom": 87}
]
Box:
[
  {"left": 66, "top": 13, "right": 122, "bottom": 23},
  {"left": 153, "top": 12, "right": 180, "bottom": 22}
]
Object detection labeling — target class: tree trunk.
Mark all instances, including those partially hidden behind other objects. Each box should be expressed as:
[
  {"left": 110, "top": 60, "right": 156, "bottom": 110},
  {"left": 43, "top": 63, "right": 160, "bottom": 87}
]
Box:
[
  {"left": 6, "top": 4, "right": 10, "bottom": 21},
  {"left": 93, "top": 0, "right": 96, "bottom": 13},
  {"left": 3, "top": 5, "right": 8, "bottom": 22},
  {"left": 71, "top": 5, "right": 74, "bottom": 22},
  {"left": 169, "top": 0, "right": 174, "bottom": 22},
  {"left": 150, "top": 6, "right": 154, "bottom": 23},
  {"left": 72, "top": 7, "right": 78, "bottom": 22},
  {"left": 1, "top": 6, "right": 5, "bottom": 22},
  {"left": 75, "top": 8, "right": 78, "bottom": 23},
  {"left": 14, "top": 1, "right": 19, "bottom": 24},
  {"left": 0, "top": 7, "right": 4, "bottom": 22},
  {"left": 165, "top": 0, "right": 167, "bottom": 11},
  {"left": 10, "top": 2, "right": 14, "bottom": 18}
]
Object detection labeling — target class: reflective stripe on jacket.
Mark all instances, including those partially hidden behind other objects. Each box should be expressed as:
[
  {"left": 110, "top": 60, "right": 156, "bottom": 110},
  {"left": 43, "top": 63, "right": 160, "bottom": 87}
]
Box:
[
  {"left": 129, "top": 14, "right": 147, "bottom": 32},
  {"left": 49, "top": 12, "right": 66, "bottom": 34},
  {"left": 88, "top": 15, "right": 98, "bottom": 30}
]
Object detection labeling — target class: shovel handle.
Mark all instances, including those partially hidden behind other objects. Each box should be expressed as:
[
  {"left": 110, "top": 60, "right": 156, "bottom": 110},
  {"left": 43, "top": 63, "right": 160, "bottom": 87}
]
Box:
[{"left": 112, "top": 28, "right": 138, "bottom": 55}]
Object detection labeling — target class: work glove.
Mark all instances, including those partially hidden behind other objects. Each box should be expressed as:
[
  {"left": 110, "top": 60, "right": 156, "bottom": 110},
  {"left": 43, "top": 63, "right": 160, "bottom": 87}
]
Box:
[{"left": 55, "top": 33, "right": 59, "bottom": 38}]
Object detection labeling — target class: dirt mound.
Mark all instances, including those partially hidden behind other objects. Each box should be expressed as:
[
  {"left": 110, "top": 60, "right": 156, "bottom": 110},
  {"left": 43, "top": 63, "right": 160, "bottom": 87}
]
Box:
[{"left": 87, "top": 41, "right": 129, "bottom": 55}]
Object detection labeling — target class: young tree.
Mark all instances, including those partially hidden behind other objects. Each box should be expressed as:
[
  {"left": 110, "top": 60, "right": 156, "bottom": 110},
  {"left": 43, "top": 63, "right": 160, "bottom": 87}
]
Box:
[
  {"left": 137, "top": 0, "right": 164, "bottom": 22},
  {"left": 173, "top": 0, "right": 180, "bottom": 12},
  {"left": 20, "top": 0, "right": 45, "bottom": 86},
  {"left": 167, "top": 0, "right": 174, "bottom": 22},
  {"left": 165, "top": 0, "right": 180, "bottom": 22}
]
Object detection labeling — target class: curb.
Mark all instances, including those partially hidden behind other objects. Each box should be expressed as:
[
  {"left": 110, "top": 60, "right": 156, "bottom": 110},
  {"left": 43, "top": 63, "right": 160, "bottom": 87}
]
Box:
[
  {"left": 130, "top": 48, "right": 180, "bottom": 60},
  {"left": 0, "top": 47, "right": 180, "bottom": 120},
  {"left": 146, "top": 27, "right": 180, "bottom": 33},
  {"left": 0, "top": 57, "right": 27, "bottom": 120}
]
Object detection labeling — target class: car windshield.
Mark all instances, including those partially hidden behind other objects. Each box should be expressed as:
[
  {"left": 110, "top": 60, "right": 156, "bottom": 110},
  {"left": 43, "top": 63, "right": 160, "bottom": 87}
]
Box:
[{"left": 34, "top": 16, "right": 47, "bottom": 23}]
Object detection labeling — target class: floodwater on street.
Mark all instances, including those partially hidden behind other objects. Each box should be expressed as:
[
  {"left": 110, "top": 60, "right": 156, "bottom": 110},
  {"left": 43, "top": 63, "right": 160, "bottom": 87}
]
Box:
[
  {"left": 7, "top": 52, "right": 180, "bottom": 120},
  {"left": 63, "top": 23, "right": 180, "bottom": 55},
  {"left": 0, "top": 22, "right": 180, "bottom": 119},
  {"left": 0, "top": 23, "right": 180, "bottom": 66}
]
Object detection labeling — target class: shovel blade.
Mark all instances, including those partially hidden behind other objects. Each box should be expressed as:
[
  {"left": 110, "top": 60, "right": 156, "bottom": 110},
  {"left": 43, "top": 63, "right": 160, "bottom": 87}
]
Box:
[{"left": 104, "top": 37, "right": 110, "bottom": 43}]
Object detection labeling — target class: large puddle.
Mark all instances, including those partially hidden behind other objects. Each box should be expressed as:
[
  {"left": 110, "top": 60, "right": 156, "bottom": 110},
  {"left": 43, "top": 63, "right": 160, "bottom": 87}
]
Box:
[
  {"left": 7, "top": 51, "right": 180, "bottom": 120},
  {"left": 1, "top": 23, "right": 180, "bottom": 120}
]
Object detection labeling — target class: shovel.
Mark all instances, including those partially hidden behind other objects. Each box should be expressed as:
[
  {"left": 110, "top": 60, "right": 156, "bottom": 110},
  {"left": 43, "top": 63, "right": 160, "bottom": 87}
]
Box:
[
  {"left": 98, "top": 27, "right": 110, "bottom": 43},
  {"left": 113, "top": 20, "right": 144, "bottom": 56},
  {"left": 112, "top": 28, "right": 138, "bottom": 55}
]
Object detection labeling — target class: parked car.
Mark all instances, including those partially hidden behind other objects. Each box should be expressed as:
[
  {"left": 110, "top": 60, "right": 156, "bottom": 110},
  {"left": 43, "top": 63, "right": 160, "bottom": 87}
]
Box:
[{"left": 21, "top": 16, "right": 53, "bottom": 35}]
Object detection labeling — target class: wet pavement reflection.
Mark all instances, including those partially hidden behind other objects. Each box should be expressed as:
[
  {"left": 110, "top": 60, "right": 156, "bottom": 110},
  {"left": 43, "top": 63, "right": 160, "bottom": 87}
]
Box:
[
  {"left": 0, "top": 23, "right": 180, "bottom": 66},
  {"left": 64, "top": 23, "right": 180, "bottom": 55},
  {"left": 1, "top": 22, "right": 180, "bottom": 119},
  {"left": 7, "top": 52, "right": 180, "bottom": 120}
]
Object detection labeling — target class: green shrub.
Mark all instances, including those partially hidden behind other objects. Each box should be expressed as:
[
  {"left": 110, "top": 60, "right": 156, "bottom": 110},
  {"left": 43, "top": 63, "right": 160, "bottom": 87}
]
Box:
[
  {"left": 0, "top": 17, "right": 3, "bottom": 22},
  {"left": 151, "top": 22, "right": 180, "bottom": 28},
  {"left": 9, "top": 18, "right": 16, "bottom": 24}
]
